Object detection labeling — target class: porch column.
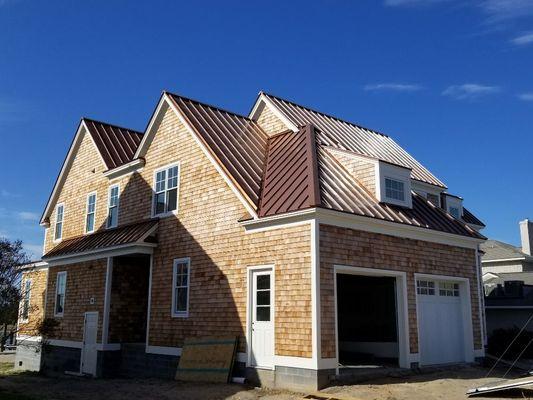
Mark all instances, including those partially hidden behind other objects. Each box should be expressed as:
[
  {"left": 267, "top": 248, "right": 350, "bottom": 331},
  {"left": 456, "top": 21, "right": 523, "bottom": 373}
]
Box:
[{"left": 101, "top": 257, "right": 113, "bottom": 345}]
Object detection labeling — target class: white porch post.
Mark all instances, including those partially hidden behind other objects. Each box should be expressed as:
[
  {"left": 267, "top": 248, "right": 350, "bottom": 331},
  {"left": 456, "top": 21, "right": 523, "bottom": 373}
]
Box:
[{"left": 101, "top": 257, "right": 113, "bottom": 345}]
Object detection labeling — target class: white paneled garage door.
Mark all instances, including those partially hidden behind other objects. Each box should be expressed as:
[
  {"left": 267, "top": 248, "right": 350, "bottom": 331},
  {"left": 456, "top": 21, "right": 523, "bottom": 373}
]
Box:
[{"left": 417, "top": 279, "right": 466, "bottom": 366}]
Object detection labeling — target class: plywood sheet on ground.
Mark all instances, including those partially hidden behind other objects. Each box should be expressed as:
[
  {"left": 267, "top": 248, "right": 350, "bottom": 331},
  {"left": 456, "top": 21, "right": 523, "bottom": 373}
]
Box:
[{"left": 175, "top": 336, "right": 237, "bottom": 383}]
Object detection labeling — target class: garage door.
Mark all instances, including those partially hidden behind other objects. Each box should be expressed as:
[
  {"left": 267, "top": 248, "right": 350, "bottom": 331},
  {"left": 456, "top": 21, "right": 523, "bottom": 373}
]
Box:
[{"left": 417, "top": 279, "right": 465, "bottom": 365}]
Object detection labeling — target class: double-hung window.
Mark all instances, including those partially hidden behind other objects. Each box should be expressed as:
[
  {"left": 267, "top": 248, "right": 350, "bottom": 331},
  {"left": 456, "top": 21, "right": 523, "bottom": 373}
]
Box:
[
  {"left": 172, "top": 258, "right": 190, "bottom": 317},
  {"left": 21, "top": 279, "right": 31, "bottom": 322},
  {"left": 55, "top": 272, "right": 67, "bottom": 317},
  {"left": 85, "top": 192, "right": 97, "bottom": 233},
  {"left": 107, "top": 185, "right": 119, "bottom": 228},
  {"left": 54, "top": 204, "right": 64, "bottom": 241},
  {"left": 385, "top": 177, "right": 406, "bottom": 202},
  {"left": 153, "top": 164, "right": 179, "bottom": 216}
]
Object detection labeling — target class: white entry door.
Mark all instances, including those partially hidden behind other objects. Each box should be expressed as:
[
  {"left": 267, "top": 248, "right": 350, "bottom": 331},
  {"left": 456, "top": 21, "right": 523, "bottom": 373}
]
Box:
[
  {"left": 250, "top": 269, "right": 274, "bottom": 368},
  {"left": 81, "top": 311, "right": 98, "bottom": 376},
  {"left": 417, "top": 280, "right": 465, "bottom": 366}
]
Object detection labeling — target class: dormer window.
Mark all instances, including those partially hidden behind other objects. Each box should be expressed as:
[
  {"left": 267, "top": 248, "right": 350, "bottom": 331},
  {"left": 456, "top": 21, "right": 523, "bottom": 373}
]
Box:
[
  {"left": 443, "top": 193, "right": 463, "bottom": 220},
  {"left": 449, "top": 206, "right": 460, "bottom": 219},
  {"left": 376, "top": 161, "right": 412, "bottom": 208},
  {"left": 385, "top": 178, "right": 405, "bottom": 202}
]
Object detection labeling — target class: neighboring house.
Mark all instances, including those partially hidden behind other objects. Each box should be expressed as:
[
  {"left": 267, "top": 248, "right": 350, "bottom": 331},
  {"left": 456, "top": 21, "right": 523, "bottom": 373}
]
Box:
[
  {"left": 17, "top": 91, "right": 486, "bottom": 390},
  {"left": 482, "top": 220, "right": 533, "bottom": 336},
  {"left": 481, "top": 220, "right": 533, "bottom": 274}
]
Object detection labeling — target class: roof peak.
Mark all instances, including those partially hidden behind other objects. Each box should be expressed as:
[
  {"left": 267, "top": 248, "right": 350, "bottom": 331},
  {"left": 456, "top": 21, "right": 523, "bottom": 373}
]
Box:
[
  {"left": 82, "top": 117, "right": 143, "bottom": 136},
  {"left": 165, "top": 90, "right": 253, "bottom": 121},
  {"left": 260, "top": 91, "right": 390, "bottom": 138}
]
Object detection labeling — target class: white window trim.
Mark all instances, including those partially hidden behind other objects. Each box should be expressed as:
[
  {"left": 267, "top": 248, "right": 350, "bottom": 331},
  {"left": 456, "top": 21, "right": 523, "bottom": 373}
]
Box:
[
  {"left": 106, "top": 184, "right": 120, "bottom": 229},
  {"left": 85, "top": 191, "right": 97, "bottom": 234},
  {"left": 375, "top": 161, "right": 412, "bottom": 208},
  {"left": 20, "top": 278, "right": 32, "bottom": 323},
  {"left": 171, "top": 257, "right": 190, "bottom": 318},
  {"left": 53, "top": 203, "right": 65, "bottom": 243},
  {"left": 151, "top": 162, "right": 181, "bottom": 218},
  {"left": 54, "top": 271, "right": 67, "bottom": 317}
]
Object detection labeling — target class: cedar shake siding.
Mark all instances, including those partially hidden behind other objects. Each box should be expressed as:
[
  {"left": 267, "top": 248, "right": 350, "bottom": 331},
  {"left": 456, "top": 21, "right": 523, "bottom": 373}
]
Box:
[
  {"left": 43, "top": 106, "right": 313, "bottom": 357},
  {"left": 18, "top": 269, "right": 48, "bottom": 336},
  {"left": 319, "top": 224, "right": 482, "bottom": 359},
  {"left": 254, "top": 102, "right": 289, "bottom": 136}
]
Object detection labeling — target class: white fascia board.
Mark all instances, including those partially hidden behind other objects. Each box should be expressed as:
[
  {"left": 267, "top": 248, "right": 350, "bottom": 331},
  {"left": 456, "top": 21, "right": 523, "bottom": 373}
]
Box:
[
  {"left": 242, "top": 207, "right": 484, "bottom": 249},
  {"left": 103, "top": 158, "right": 145, "bottom": 180},
  {"left": 44, "top": 243, "right": 156, "bottom": 266},
  {"left": 17, "top": 261, "right": 49, "bottom": 272},
  {"left": 249, "top": 93, "right": 299, "bottom": 133}
]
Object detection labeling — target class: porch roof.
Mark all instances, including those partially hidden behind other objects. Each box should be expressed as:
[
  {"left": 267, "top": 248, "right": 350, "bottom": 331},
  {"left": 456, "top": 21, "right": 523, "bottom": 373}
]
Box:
[{"left": 43, "top": 219, "right": 158, "bottom": 263}]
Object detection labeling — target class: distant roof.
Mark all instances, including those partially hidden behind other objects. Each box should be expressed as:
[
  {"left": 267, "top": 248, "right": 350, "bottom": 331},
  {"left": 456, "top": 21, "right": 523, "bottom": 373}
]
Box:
[
  {"left": 484, "top": 272, "right": 533, "bottom": 286},
  {"left": 463, "top": 207, "right": 485, "bottom": 227},
  {"left": 260, "top": 92, "right": 446, "bottom": 189},
  {"left": 43, "top": 219, "right": 158, "bottom": 260},
  {"left": 83, "top": 118, "right": 144, "bottom": 170},
  {"left": 480, "top": 239, "right": 532, "bottom": 262}
]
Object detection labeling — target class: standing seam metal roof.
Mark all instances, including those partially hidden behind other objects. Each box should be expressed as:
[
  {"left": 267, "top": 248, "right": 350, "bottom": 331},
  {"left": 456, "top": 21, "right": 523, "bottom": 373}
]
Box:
[
  {"left": 83, "top": 118, "right": 143, "bottom": 170},
  {"left": 262, "top": 93, "right": 446, "bottom": 188}
]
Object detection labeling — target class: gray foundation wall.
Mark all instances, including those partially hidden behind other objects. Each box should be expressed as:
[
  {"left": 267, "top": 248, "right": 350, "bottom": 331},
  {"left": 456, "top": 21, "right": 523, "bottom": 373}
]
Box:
[
  {"left": 246, "top": 366, "right": 335, "bottom": 391},
  {"left": 42, "top": 345, "right": 81, "bottom": 375},
  {"left": 15, "top": 342, "right": 42, "bottom": 372}
]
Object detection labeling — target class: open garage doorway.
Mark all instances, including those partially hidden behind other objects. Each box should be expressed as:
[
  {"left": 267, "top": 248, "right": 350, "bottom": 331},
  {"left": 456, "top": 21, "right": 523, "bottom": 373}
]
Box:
[{"left": 336, "top": 272, "right": 403, "bottom": 368}]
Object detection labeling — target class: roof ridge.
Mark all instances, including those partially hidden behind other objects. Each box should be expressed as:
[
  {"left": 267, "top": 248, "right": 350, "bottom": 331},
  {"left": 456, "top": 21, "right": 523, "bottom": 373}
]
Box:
[
  {"left": 260, "top": 91, "right": 390, "bottom": 138},
  {"left": 165, "top": 91, "right": 254, "bottom": 121},
  {"left": 82, "top": 117, "right": 144, "bottom": 136}
]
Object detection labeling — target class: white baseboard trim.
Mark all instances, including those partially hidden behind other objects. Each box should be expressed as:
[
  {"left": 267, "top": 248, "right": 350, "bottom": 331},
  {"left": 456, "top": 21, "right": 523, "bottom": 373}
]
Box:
[
  {"left": 46, "top": 340, "right": 121, "bottom": 351},
  {"left": 16, "top": 335, "right": 42, "bottom": 343},
  {"left": 145, "top": 345, "right": 182, "bottom": 356},
  {"left": 274, "top": 355, "right": 316, "bottom": 369}
]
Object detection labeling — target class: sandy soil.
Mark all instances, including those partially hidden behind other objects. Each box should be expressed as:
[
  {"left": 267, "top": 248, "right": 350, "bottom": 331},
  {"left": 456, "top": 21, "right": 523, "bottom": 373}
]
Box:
[{"left": 1, "top": 356, "right": 531, "bottom": 400}]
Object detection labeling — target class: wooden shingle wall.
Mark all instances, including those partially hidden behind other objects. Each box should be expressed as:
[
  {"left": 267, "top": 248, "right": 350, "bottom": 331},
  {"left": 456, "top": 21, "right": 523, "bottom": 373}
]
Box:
[
  {"left": 255, "top": 103, "right": 289, "bottom": 136},
  {"left": 319, "top": 224, "right": 481, "bottom": 358},
  {"left": 17, "top": 269, "right": 48, "bottom": 336}
]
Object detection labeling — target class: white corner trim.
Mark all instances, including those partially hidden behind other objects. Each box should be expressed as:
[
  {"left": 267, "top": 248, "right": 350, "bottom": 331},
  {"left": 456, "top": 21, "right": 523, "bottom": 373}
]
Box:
[
  {"left": 481, "top": 257, "right": 527, "bottom": 263},
  {"left": 310, "top": 219, "right": 320, "bottom": 368}
]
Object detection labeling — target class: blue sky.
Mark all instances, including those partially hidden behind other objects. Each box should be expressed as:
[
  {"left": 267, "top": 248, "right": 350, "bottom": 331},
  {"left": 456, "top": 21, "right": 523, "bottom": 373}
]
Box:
[{"left": 1, "top": 0, "right": 532, "bottom": 258}]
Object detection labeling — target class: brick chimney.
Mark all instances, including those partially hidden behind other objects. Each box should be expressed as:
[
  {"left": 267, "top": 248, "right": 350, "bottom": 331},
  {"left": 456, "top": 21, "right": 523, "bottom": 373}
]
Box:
[{"left": 520, "top": 219, "right": 533, "bottom": 256}]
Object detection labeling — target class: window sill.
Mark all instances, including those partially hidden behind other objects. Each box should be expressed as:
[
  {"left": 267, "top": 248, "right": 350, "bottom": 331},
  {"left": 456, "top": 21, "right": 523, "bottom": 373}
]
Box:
[
  {"left": 153, "top": 210, "right": 179, "bottom": 219},
  {"left": 171, "top": 312, "right": 189, "bottom": 318},
  {"left": 54, "top": 313, "right": 64, "bottom": 318}
]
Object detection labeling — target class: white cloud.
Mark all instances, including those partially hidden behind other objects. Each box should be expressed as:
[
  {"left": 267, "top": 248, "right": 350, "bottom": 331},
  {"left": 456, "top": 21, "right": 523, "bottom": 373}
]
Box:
[
  {"left": 511, "top": 32, "right": 533, "bottom": 45},
  {"left": 17, "top": 211, "right": 39, "bottom": 222},
  {"left": 364, "top": 83, "right": 423, "bottom": 92},
  {"left": 384, "top": 0, "right": 450, "bottom": 6},
  {"left": 442, "top": 83, "right": 501, "bottom": 100},
  {"left": 518, "top": 92, "right": 533, "bottom": 101},
  {"left": 479, "top": 0, "right": 533, "bottom": 22}
]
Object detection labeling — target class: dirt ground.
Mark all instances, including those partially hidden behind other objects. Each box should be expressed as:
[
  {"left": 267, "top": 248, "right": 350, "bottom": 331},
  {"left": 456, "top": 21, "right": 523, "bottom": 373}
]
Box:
[{"left": 1, "top": 352, "right": 532, "bottom": 400}]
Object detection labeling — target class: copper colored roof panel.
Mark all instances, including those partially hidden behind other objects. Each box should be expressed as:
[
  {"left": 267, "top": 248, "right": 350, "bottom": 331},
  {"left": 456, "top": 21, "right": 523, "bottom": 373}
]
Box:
[
  {"left": 83, "top": 118, "right": 143, "bottom": 170},
  {"left": 318, "top": 147, "right": 484, "bottom": 239},
  {"left": 259, "top": 125, "right": 320, "bottom": 217},
  {"left": 463, "top": 207, "right": 486, "bottom": 227},
  {"left": 43, "top": 219, "right": 158, "bottom": 259},
  {"left": 261, "top": 93, "right": 446, "bottom": 188},
  {"left": 167, "top": 93, "right": 269, "bottom": 207}
]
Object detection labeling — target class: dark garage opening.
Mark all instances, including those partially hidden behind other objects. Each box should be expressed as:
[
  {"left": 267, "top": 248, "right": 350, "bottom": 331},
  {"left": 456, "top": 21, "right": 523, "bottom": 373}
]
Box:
[{"left": 337, "top": 274, "right": 399, "bottom": 366}]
